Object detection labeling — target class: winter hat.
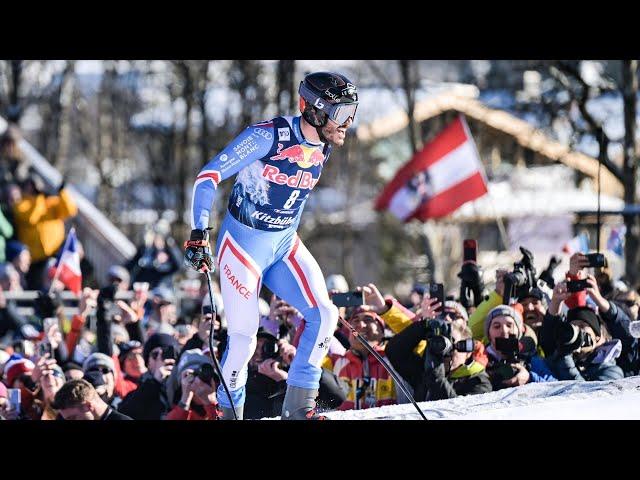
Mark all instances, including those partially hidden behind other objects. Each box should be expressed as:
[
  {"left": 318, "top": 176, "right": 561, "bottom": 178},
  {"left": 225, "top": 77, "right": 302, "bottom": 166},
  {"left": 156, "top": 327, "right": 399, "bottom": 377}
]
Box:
[
  {"left": 118, "top": 340, "right": 143, "bottom": 367},
  {"left": 444, "top": 300, "right": 469, "bottom": 322},
  {"left": 567, "top": 306, "right": 601, "bottom": 337},
  {"left": 5, "top": 240, "right": 28, "bottom": 263},
  {"left": 519, "top": 287, "right": 549, "bottom": 309},
  {"left": 326, "top": 274, "right": 349, "bottom": 293},
  {"left": 143, "top": 333, "right": 179, "bottom": 365},
  {"left": 82, "top": 352, "right": 115, "bottom": 374},
  {"left": 107, "top": 265, "right": 130, "bottom": 284},
  {"left": 165, "top": 348, "right": 216, "bottom": 407},
  {"left": 485, "top": 305, "right": 524, "bottom": 340},
  {"left": 3, "top": 354, "right": 35, "bottom": 387}
]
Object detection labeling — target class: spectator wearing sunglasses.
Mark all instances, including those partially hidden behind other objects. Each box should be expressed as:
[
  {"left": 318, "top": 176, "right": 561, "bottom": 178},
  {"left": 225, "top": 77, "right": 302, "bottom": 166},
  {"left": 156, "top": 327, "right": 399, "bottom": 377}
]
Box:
[{"left": 82, "top": 353, "right": 121, "bottom": 409}]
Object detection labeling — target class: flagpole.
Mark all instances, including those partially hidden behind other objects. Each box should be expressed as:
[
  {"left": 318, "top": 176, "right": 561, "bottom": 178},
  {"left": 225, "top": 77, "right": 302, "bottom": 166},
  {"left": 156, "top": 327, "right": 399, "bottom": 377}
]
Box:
[
  {"left": 459, "top": 114, "right": 509, "bottom": 252},
  {"left": 48, "top": 227, "right": 75, "bottom": 295}
]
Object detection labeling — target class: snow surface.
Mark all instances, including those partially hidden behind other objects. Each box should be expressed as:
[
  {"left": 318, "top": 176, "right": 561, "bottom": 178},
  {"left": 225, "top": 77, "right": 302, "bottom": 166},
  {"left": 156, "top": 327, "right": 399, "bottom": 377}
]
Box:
[{"left": 279, "top": 376, "right": 640, "bottom": 420}]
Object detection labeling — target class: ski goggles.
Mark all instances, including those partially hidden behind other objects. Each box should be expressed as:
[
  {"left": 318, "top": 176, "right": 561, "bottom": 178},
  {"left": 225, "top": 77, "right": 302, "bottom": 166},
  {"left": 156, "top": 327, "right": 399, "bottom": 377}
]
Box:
[{"left": 299, "top": 82, "right": 358, "bottom": 125}]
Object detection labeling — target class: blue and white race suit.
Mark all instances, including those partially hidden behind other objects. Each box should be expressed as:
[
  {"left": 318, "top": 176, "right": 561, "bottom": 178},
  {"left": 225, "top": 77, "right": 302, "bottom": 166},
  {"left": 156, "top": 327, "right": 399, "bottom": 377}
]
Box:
[{"left": 191, "top": 115, "right": 339, "bottom": 409}]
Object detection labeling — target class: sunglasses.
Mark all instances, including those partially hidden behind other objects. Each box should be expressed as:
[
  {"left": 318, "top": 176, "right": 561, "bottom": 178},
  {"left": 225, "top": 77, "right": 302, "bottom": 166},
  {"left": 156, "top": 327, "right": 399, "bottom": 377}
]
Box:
[{"left": 88, "top": 366, "right": 112, "bottom": 375}]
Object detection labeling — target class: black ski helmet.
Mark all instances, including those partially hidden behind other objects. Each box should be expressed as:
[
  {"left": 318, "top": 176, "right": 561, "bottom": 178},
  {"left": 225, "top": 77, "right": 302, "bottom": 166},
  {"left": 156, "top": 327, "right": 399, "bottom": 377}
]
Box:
[{"left": 298, "top": 72, "right": 358, "bottom": 128}]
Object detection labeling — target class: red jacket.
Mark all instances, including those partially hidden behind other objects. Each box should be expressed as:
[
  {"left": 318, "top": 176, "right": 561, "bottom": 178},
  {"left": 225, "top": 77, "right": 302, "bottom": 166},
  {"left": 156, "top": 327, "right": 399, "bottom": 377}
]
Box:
[
  {"left": 329, "top": 348, "right": 396, "bottom": 411},
  {"left": 165, "top": 403, "right": 220, "bottom": 420}
]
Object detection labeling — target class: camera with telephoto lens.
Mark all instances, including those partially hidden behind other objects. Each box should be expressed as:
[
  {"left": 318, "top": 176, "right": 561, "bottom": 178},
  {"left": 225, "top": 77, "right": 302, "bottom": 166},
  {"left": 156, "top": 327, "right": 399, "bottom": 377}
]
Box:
[
  {"left": 493, "top": 335, "right": 521, "bottom": 381},
  {"left": 555, "top": 322, "right": 594, "bottom": 354},
  {"left": 258, "top": 332, "right": 280, "bottom": 361},
  {"left": 502, "top": 247, "right": 537, "bottom": 304},
  {"left": 424, "top": 319, "right": 475, "bottom": 357}
]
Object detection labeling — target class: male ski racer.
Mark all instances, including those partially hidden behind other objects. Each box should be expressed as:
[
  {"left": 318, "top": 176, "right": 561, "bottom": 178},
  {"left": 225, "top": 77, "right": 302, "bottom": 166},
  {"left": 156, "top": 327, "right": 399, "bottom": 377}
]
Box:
[{"left": 184, "top": 72, "right": 359, "bottom": 420}]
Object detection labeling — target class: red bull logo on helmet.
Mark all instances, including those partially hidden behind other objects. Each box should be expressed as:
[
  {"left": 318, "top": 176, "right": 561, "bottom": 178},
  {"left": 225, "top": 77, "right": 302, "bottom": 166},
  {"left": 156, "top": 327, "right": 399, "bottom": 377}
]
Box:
[{"left": 270, "top": 143, "right": 325, "bottom": 168}]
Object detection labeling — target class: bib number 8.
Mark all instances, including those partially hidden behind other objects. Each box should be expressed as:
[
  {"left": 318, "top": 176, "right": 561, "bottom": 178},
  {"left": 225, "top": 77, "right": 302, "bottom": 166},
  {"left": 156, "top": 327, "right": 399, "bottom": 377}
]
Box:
[{"left": 283, "top": 190, "right": 300, "bottom": 209}]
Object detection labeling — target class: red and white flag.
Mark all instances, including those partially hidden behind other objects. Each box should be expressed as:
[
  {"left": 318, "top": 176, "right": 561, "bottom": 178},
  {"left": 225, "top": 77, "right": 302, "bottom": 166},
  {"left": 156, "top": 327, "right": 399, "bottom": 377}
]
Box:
[
  {"left": 51, "top": 227, "right": 82, "bottom": 294},
  {"left": 375, "top": 115, "right": 488, "bottom": 221}
]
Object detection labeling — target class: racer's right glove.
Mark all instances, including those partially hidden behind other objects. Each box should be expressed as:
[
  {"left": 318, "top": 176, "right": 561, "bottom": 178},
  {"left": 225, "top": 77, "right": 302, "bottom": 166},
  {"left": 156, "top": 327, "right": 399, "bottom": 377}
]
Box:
[{"left": 184, "top": 229, "right": 214, "bottom": 273}]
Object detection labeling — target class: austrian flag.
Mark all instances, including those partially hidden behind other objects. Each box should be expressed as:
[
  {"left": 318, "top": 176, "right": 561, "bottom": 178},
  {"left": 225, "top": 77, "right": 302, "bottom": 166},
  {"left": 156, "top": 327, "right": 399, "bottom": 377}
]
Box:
[
  {"left": 375, "top": 115, "right": 488, "bottom": 221},
  {"left": 53, "top": 228, "right": 82, "bottom": 294}
]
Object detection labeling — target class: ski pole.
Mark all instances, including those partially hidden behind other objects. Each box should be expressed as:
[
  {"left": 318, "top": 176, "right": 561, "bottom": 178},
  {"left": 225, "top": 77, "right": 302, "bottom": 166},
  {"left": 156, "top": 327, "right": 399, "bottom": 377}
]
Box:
[
  {"left": 204, "top": 271, "right": 238, "bottom": 420},
  {"left": 337, "top": 315, "right": 428, "bottom": 421}
]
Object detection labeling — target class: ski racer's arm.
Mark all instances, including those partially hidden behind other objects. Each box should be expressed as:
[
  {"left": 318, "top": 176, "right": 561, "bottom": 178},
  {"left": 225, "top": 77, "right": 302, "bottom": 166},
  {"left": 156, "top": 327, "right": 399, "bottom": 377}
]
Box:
[{"left": 191, "top": 124, "right": 275, "bottom": 230}]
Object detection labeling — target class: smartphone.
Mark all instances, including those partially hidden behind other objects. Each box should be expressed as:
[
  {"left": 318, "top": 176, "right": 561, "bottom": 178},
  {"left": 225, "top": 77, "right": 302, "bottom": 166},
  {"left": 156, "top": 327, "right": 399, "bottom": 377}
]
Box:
[
  {"left": 585, "top": 253, "right": 607, "bottom": 269},
  {"left": 331, "top": 291, "right": 365, "bottom": 307},
  {"left": 567, "top": 279, "right": 590, "bottom": 293},
  {"left": 429, "top": 283, "right": 445, "bottom": 309},
  {"left": 202, "top": 304, "right": 214, "bottom": 316},
  {"left": 463, "top": 239, "right": 478, "bottom": 263},
  {"left": 8, "top": 389, "right": 21, "bottom": 414},
  {"left": 162, "top": 345, "right": 177, "bottom": 361},
  {"left": 38, "top": 341, "right": 52, "bottom": 358}
]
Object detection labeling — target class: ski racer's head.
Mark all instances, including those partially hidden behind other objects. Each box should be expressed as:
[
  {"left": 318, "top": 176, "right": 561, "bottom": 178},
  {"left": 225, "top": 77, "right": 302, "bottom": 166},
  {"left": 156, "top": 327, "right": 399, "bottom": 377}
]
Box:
[{"left": 299, "top": 71, "right": 358, "bottom": 147}]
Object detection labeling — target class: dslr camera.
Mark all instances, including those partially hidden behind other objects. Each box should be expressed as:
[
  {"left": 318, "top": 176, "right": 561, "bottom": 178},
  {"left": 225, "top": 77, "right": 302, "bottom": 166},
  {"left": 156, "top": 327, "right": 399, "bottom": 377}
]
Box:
[
  {"left": 503, "top": 247, "right": 537, "bottom": 304},
  {"left": 493, "top": 335, "right": 521, "bottom": 382},
  {"left": 555, "top": 322, "right": 594, "bottom": 354},
  {"left": 424, "top": 319, "right": 475, "bottom": 357}
]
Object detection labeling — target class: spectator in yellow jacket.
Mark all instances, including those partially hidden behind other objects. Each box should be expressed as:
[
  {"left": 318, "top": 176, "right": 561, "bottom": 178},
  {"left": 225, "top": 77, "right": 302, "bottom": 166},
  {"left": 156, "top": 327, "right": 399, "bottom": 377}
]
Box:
[{"left": 12, "top": 177, "right": 78, "bottom": 290}]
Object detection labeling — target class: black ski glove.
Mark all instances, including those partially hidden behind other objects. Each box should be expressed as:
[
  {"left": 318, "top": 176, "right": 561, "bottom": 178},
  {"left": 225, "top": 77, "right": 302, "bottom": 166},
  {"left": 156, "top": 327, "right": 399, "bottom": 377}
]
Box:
[{"left": 184, "top": 229, "right": 214, "bottom": 273}]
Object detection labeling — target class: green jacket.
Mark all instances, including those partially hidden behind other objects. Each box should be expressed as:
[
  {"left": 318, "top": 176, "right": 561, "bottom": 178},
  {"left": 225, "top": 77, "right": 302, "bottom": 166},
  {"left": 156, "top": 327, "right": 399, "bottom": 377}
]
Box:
[{"left": 0, "top": 208, "right": 14, "bottom": 263}]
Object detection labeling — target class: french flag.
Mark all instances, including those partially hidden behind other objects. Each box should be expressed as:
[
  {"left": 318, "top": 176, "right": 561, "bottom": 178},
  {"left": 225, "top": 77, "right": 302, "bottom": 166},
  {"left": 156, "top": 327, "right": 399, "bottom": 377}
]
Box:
[
  {"left": 375, "top": 115, "right": 488, "bottom": 221},
  {"left": 53, "top": 228, "right": 82, "bottom": 295}
]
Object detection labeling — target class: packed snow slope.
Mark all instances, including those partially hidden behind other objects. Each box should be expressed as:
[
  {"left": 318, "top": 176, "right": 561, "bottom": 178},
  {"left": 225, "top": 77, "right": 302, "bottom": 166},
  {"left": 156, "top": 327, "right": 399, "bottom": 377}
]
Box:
[{"left": 275, "top": 377, "right": 640, "bottom": 420}]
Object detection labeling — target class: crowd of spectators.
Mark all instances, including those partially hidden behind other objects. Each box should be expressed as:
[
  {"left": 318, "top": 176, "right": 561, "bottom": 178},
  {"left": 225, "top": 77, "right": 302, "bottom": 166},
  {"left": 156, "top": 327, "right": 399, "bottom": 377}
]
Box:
[{"left": 2, "top": 126, "right": 639, "bottom": 420}]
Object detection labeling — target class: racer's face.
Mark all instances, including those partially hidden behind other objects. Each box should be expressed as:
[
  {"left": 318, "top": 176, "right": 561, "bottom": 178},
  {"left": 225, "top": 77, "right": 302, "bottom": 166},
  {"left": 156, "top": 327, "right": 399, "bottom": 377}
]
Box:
[{"left": 321, "top": 117, "right": 353, "bottom": 147}]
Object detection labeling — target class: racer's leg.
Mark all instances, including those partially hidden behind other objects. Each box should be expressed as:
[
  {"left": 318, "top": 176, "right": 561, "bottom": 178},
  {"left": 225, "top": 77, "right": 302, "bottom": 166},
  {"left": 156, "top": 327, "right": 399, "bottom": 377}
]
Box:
[
  {"left": 263, "top": 234, "right": 339, "bottom": 418},
  {"left": 214, "top": 215, "right": 273, "bottom": 418}
]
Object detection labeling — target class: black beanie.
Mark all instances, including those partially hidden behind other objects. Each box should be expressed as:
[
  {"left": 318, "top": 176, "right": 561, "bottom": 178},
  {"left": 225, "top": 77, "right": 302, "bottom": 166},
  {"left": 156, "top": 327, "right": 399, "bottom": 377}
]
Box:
[
  {"left": 567, "top": 306, "right": 601, "bottom": 337},
  {"left": 143, "top": 333, "right": 179, "bottom": 365}
]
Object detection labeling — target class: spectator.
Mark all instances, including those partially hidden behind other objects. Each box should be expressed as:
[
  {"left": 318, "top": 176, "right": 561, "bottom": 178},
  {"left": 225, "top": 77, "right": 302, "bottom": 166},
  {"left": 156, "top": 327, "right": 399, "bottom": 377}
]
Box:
[
  {"left": 31, "top": 356, "right": 65, "bottom": 420},
  {"left": 145, "top": 285, "right": 178, "bottom": 333},
  {"left": 0, "top": 208, "right": 14, "bottom": 264},
  {"left": 62, "top": 362, "right": 84, "bottom": 382},
  {"left": 0, "top": 125, "right": 29, "bottom": 185},
  {"left": 483, "top": 305, "right": 557, "bottom": 391},
  {"left": 117, "top": 333, "right": 178, "bottom": 420},
  {"left": 2, "top": 353, "right": 39, "bottom": 419},
  {"left": 52, "top": 379, "right": 132, "bottom": 420},
  {"left": 386, "top": 316, "right": 492, "bottom": 402},
  {"left": 259, "top": 295, "right": 302, "bottom": 343},
  {"left": 330, "top": 311, "right": 397, "bottom": 411},
  {"left": 5, "top": 240, "right": 30, "bottom": 289},
  {"left": 0, "top": 263, "right": 29, "bottom": 338},
  {"left": 117, "top": 340, "right": 146, "bottom": 396},
  {"left": 82, "top": 353, "right": 120, "bottom": 409},
  {"left": 126, "top": 221, "right": 182, "bottom": 290},
  {"left": 244, "top": 331, "right": 290, "bottom": 419},
  {"left": 165, "top": 348, "right": 220, "bottom": 420},
  {"left": 12, "top": 176, "right": 78, "bottom": 290},
  {"left": 107, "top": 265, "right": 130, "bottom": 292},
  {"left": 546, "top": 306, "right": 624, "bottom": 382}
]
